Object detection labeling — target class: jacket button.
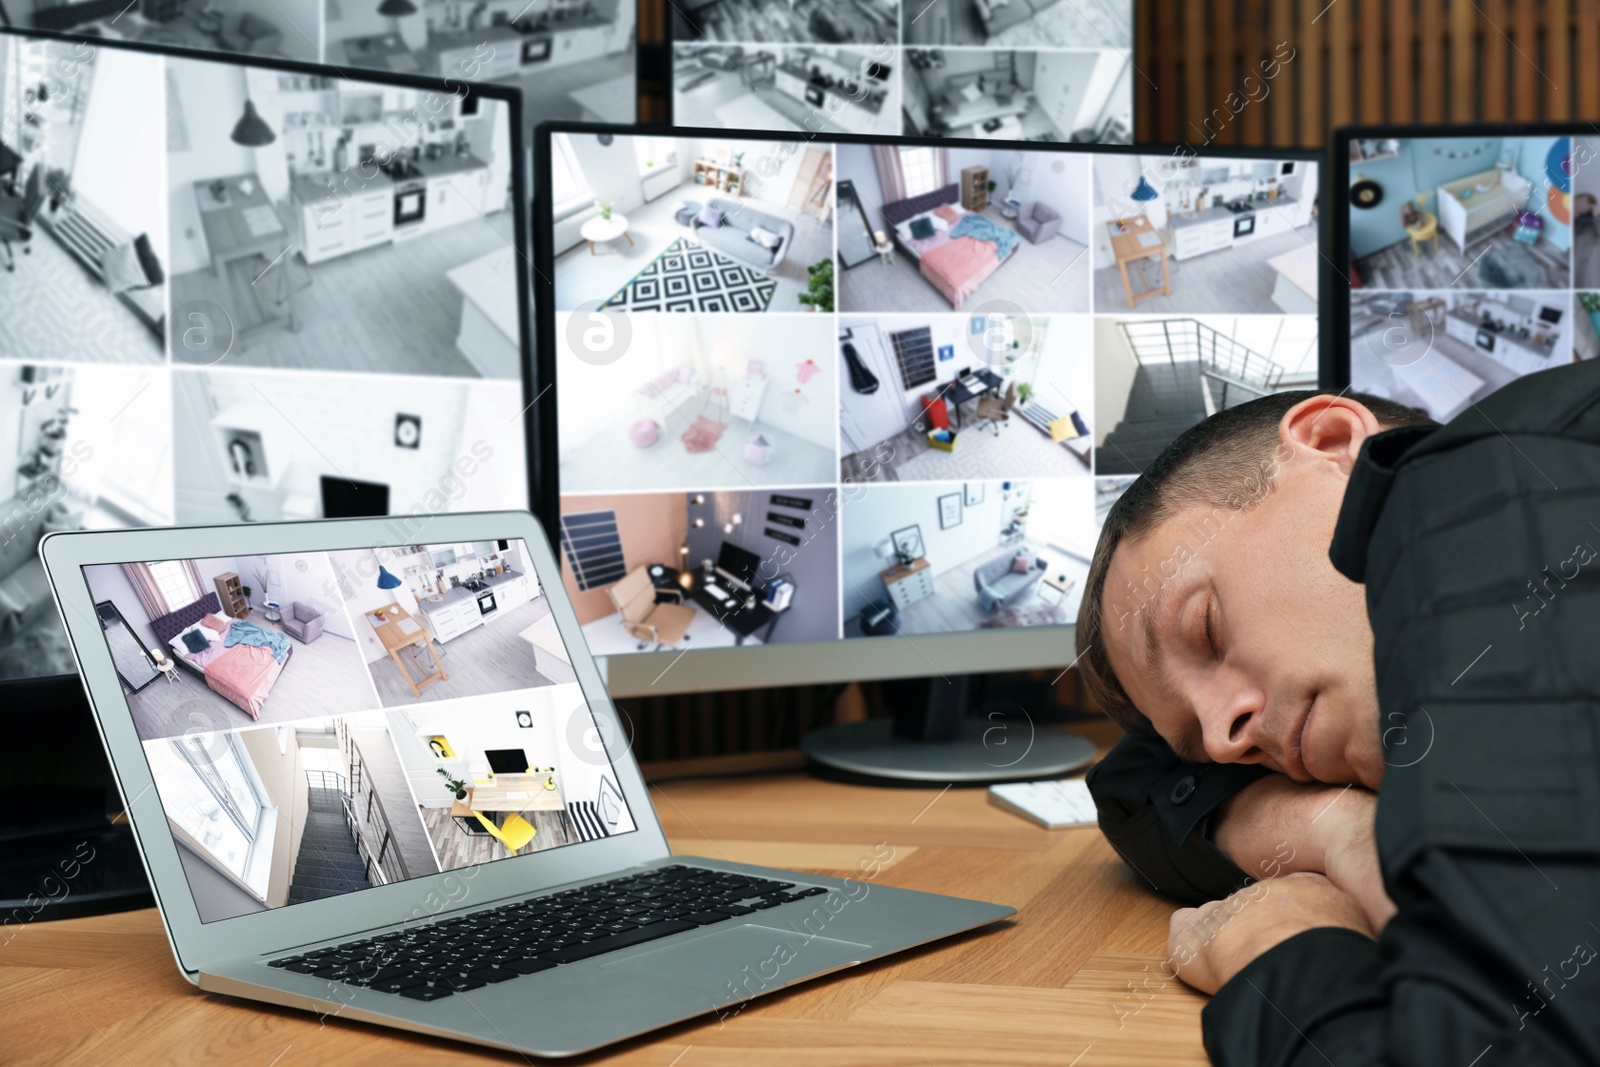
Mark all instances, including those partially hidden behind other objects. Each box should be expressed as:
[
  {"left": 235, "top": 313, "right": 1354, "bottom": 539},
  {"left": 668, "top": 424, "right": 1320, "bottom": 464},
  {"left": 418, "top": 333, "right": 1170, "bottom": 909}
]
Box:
[{"left": 1170, "top": 775, "right": 1196, "bottom": 805}]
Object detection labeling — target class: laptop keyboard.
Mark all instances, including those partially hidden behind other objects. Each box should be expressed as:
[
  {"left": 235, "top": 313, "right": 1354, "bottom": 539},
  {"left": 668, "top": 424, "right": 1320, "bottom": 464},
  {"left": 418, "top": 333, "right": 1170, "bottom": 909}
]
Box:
[{"left": 267, "top": 864, "right": 827, "bottom": 1001}]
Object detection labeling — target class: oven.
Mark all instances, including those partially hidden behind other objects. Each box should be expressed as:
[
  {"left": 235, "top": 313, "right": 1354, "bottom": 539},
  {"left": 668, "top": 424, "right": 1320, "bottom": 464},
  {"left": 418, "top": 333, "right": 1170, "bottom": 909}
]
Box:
[
  {"left": 1476, "top": 329, "right": 1497, "bottom": 353},
  {"left": 476, "top": 588, "right": 497, "bottom": 616},
  {"left": 805, "top": 84, "right": 825, "bottom": 107},
  {"left": 1232, "top": 212, "right": 1256, "bottom": 239},
  {"left": 394, "top": 180, "right": 426, "bottom": 228},
  {"left": 521, "top": 35, "right": 551, "bottom": 64}
]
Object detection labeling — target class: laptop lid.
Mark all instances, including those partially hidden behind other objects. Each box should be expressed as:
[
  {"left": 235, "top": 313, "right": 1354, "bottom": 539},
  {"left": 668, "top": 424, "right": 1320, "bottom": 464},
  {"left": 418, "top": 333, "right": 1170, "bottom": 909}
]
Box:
[{"left": 40, "top": 512, "right": 669, "bottom": 978}]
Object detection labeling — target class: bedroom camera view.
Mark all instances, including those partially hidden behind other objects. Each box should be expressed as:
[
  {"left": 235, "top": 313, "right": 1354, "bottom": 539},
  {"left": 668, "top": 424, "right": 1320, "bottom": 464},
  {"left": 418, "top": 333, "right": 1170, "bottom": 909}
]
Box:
[
  {"left": 82, "top": 539, "right": 636, "bottom": 924},
  {"left": 670, "top": 0, "right": 1134, "bottom": 145},
  {"left": 0, "top": 37, "right": 534, "bottom": 685},
  {"left": 545, "top": 130, "right": 1323, "bottom": 651},
  {"left": 1346, "top": 134, "right": 1590, "bottom": 422}
]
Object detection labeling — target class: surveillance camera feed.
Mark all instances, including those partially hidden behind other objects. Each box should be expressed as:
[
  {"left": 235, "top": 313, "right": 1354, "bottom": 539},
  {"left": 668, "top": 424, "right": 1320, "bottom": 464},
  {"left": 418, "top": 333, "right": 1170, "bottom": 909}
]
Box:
[
  {"left": 670, "top": 0, "right": 1134, "bottom": 145},
  {"left": 80, "top": 538, "right": 636, "bottom": 922},
  {"left": 545, "top": 131, "right": 1321, "bottom": 655},
  {"left": 1345, "top": 133, "right": 1595, "bottom": 421},
  {"left": 0, "top": 34, "right": 536, "bottom": 682}
]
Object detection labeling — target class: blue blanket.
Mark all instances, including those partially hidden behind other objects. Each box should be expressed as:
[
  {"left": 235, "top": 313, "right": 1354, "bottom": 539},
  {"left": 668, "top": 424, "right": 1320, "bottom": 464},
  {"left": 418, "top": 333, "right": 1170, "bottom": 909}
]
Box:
[
  {"left": 951, "top": 213, "right": 1019, "bottom": 262},
  {"left": 224, "top": 620, "right": 290, "bottom": 664}
]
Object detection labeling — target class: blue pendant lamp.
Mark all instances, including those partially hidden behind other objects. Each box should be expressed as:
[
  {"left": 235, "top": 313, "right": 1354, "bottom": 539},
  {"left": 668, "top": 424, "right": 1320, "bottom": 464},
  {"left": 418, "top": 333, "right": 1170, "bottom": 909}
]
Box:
[
  {"left": 1131, "top": 176, "right": 1159, "bottom": 201},
  {"left": 377, "top": 565, "right": 403, "bottom": 589}
]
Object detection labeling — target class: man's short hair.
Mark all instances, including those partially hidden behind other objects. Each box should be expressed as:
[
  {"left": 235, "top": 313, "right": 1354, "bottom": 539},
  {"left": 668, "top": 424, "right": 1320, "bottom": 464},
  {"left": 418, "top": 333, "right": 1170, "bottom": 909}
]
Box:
[{"left": 1075, "top": 391, "right": 1436, "bottom": 734}]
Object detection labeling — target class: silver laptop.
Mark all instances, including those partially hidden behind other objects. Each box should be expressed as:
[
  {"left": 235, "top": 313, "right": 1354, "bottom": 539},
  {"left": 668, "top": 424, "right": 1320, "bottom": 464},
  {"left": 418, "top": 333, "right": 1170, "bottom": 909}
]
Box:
[{"left": 41, "top": 511, "right": 1012, "bottom": 1057}]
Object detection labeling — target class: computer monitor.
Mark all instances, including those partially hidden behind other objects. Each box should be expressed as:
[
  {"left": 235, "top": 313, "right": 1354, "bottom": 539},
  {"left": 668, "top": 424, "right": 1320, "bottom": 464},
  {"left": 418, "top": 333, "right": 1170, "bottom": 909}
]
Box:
[
  {"left": 321, "top": 476, "right": 392, "bottom": 519},
  {"left": 668, "top": 1, "right": 1134, "bottom": 146},
  {"left": 0, "top": 28, "right": 537, "bottom": 911},
  {"left": 1330, "top": 124, "right": 1592, "bottom": 421},
  {"left": 485, "top": 748, "right": 530, "bottom": 775},
  {"left": 715, "top": 541, "right": 761, "bottom": 588},
  {"left": 533, "top": 123, "right": 1323, "bottom": 776}
]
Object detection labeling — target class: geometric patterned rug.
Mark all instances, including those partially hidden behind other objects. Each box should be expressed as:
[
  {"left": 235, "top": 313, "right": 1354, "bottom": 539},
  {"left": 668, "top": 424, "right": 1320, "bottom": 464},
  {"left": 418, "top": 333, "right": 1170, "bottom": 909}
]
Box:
[{"left": 601, "top": 236, "right": 778, "bottom": 313}]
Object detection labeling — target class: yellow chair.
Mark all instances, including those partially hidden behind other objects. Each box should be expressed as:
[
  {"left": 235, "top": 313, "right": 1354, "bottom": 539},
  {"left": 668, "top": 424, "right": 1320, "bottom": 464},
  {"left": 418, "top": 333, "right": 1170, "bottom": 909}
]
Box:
[
  {"left": 1407, "top": 210, "right": 1439, "bottom": 258},
  {"left": 473, "top": 811, "right": 537, "bottom": 852}
]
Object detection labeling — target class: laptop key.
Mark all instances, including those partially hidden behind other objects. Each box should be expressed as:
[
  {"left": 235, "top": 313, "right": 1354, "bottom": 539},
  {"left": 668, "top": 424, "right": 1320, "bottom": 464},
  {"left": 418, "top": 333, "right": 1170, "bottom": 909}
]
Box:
[
  {"left": 369, "top": 975, "right": 428, "bottom": 994},
  {"left": 543, "top": 919, "right": 699, "bottom": 964},
  {"left": 678, "top": 911, "right": 733, "bottom": 926},
  {"left": 397, "top": 984, "right": 454, "bottom": 1001}
]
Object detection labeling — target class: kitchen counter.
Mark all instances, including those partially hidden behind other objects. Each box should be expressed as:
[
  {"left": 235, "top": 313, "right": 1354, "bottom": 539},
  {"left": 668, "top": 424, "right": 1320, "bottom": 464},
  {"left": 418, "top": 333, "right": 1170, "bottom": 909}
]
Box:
[
  {"left": 412, "top": 152, "right": 488, "bottom": 179},
  {"left": 429, "top": 23, "right": 526, "bottom": 49},
  {"left": 1167, "top": 206, "right": 1235, "bottom": 230},
  {"left": 1445, "top": 308, "right": 1559, "bottom": 356},
  {"left": 415, "top": 585, "right": 478, "bottom": 613},
  {"left": 775, "top": 57, "right": 888, "bottom": 115},
  {"left": 484, "top": 568, "right": 526, "bottom": 589},
  {"left": 335, "top": 31, "right": 426, "bottom": 73},
  {"left": 446, "top": 246, "right": 520, "bottom": 380},
  {"left": 290, "top": 167, "right": 392, "bottom": 206}
]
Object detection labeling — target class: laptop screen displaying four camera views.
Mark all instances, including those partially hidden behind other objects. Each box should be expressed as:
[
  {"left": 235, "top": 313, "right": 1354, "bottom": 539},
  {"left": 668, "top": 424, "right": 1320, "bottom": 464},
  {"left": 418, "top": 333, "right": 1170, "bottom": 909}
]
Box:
[
  {"left": 81, "top": 539, "right": 636, "bottom": 924},
  {"left": 0, "top": 32, "right": 542, "bottom": 688},
  {"left": 544, "top": 131, "right": 1321, "bottom": 663},
  {"left": 1343, "top": 132, "right": 1592, "bottom": 419}
]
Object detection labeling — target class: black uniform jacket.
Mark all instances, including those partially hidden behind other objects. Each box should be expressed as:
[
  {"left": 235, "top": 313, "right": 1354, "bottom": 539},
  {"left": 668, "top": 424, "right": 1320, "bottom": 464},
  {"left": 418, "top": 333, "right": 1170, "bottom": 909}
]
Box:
[{"left": 1086, "top": 358, "right": 1600, "bottom": 1065}]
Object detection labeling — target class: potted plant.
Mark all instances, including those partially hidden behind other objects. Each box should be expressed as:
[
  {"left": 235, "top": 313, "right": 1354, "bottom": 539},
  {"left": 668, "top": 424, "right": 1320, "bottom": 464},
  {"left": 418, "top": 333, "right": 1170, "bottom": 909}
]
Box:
[
  {"left": 798, "top": 258, "right": 834, "bottom": 313},
  {"left": 437, "top": 767, "right": 467, "bottom": 802},
  {"left": 595, "top": 199, "right": 613, "bottom": 221},
  {"left": 1015, "top": 382, "right": 1034, "bottom": 406}
]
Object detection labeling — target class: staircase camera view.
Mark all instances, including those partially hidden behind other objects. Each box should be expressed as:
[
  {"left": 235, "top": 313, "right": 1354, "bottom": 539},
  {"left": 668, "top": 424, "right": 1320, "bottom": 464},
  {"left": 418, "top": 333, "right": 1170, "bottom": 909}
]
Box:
[
  {"left": 81, "top": 539, "right": 636, "bottom": 924},
  {"left": 1345, "top": 134, "right": 1591, "bottom": 421},
  {"left": 546, "top": 132, "right": 1322, "bottom": 648}
]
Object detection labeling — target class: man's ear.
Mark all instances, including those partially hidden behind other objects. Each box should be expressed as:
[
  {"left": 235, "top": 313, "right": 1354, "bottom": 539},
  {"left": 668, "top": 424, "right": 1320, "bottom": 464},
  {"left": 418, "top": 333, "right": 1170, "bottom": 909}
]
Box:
[{"left": 1280, "top": 395, "right": 1383, "bottom": 475}]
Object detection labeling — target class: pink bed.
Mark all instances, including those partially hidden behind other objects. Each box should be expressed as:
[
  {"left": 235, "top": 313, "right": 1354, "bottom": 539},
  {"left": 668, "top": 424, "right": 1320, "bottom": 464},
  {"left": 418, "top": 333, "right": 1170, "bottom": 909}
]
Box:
[
  {"left": 919, "top": 237, "right": 1004, "bottom": 309},
  {"left": 155, "top": 599, "right": 290, "bottom": 720}
]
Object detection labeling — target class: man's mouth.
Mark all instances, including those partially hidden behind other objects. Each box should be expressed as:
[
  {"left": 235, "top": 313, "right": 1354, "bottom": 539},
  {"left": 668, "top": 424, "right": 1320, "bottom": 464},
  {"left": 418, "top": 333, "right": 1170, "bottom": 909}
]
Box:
[{"left": 1285, "top": 693, "right": 1317, "bottom": 781}]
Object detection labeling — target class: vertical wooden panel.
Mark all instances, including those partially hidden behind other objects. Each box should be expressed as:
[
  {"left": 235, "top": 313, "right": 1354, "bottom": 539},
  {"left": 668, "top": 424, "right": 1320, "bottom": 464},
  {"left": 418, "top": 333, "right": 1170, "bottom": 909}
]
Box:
[
  {"left": 1359, "top": 0, "right": 1386, "bottom": 123},
  {"left": 1480, "top": 0, "right": 1509, "bottom": 122},
  {"left": 1211, "top": 0, "right": 1238, "bottom": 145},
  {"left": 1135, "top": 0, "right": 1159, "bottom": 143},
  {"left": 1388, "top": 0, "right": 1415, "bottom": 125},
  {"left": 1239, "top": 0, "right": 1266, "bottom": 144},
  {"left": 1448, "top": 0, "right": 1477, "bottom": 122},
  {"left": 1325, "top": 0, "right": 1352, "bottom": 131},
  {"left": 1185, "top": 0, "right": 1212, "bottom": 144},
  {"left": 1511, "top": 0, "right": 1542, "bottom": 119},
  {"left": 1419, "top": 0, "right": 1446, "bottom": 122},
  {"left": 1156, "top": 0, "right": 1184, "bottom": 142},
  {"left": 1298, "top": 0, "right": 1325, "bottom": 147},
  {"left": 1579, "top": 3, "right": 1600, "bottom": 118},
  {"left": 1546, "top": 0, "right": 1571, "bottom": 120},
  {"left": 1271, "top": 0, "right": 1296, "bottom": 145}
]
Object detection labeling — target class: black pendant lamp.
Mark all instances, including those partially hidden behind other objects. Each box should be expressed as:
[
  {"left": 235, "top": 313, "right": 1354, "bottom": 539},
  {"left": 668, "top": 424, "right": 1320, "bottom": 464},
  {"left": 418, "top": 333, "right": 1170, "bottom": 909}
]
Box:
[
  {"left": 231, "top": 99, "right": 276, "bottom": 147},
  {"left": 378, "top": 0, "right": 418, "bottom": 14}
]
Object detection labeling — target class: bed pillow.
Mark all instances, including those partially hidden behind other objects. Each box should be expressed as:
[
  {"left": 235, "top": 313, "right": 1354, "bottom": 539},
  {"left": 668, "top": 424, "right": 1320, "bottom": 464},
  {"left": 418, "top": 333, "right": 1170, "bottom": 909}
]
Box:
[
  {"left": 182, "top": 629, "right": 211, "bottom": 654},
  {"left": 934, "top": 204, "right": 960, "bottom": 224},
  {"left": 696, "top": 204, "right": 725, "bottom": 228},
  {"left": 909, "top": 216, "right": 936, "bottom": 240},
  {"left": 202, "top": 612, "right": 229, "bottom": 632}
]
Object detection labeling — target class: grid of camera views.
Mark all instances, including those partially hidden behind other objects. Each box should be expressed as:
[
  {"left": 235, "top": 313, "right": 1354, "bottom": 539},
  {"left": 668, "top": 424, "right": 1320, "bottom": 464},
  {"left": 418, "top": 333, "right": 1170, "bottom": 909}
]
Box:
[
  {"left": 549, "top": 133, "right": 1319, "bottom": 650},
  {"left": 0, "top": 38, "right": 536, "bottom": 682},
  {"left": 670, "top": 0, "right": 1133, "bottom": 145},
  {"left": 81, "top": 539, "right": 636, "bottom": 923},
  {"left": 1347, "top": 134, "right": 1595, "bottom": 420}
]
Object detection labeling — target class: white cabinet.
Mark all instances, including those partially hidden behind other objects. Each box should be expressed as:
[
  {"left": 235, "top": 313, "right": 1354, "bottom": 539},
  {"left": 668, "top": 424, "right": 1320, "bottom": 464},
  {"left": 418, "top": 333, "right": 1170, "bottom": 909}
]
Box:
[
  {"left": 497, "top": 576, "right": 530, "bottom": 612},
  {"left": 298, "top": 187, "right": 394, "bottom": 264},
  {"left": 550, "top": 25, "right": 609, "bottom": 69},
  {"left": 1443, "top": 314, "right": 1480, "bottom": 346},
  {"left": 427, "top": 598, "right": 484, "bottom": 644},
  {"left": 775, "top": 69, "right": 806, "bottom": 102},
  {"left": 882, "top": 559, "right": 934, "bottom": 610},
  {"left": 727, "top": 375, "right": 767, "bottom": 424},
  {"left": 426, "top": 175, "right": 480, "bottom": 231},
  {"left": 1254, "top": 208, "right": 1291, "bottom": 240},
  {"left": 1172, "top": 219, "right": 1233, "bottom": 261}
]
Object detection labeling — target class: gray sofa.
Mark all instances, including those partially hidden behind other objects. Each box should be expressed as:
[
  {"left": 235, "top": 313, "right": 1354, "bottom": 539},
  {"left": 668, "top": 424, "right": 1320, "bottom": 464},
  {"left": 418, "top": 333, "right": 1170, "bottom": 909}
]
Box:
[
  {"left": 0, "top": 499, "right": 81, "bottom": 645},
  {"left": 973, "top": 550, "right": 1048, "bottom": 613},
  {"left": 692, "top": 196, "right": 793, "bottom": 273},
  {"left": 1016, "top": 201, "right": 1062, "bottom": 244}
]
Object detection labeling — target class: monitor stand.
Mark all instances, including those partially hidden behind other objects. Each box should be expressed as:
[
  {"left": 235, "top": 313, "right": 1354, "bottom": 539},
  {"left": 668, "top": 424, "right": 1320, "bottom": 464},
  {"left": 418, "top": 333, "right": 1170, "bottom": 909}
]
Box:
[
  {"left": 0, "top": 676, "right": 154, "bottom": 922},
  {"left": 802, "top": 674, "right": 1097, "bottom": 784}
]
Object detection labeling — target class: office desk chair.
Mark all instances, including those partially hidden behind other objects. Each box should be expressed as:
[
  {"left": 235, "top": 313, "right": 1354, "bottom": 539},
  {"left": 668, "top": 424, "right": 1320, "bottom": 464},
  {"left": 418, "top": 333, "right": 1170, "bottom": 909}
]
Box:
[{"left": 0, "top": 167, "right": 47, "bottom": 272}]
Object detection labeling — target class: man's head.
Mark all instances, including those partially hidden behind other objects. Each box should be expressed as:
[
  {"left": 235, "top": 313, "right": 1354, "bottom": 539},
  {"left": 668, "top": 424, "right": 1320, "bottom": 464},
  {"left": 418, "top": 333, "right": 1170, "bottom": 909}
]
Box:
[{"left": 1076, "top": 392, "right": 1435, "bottom": 790}]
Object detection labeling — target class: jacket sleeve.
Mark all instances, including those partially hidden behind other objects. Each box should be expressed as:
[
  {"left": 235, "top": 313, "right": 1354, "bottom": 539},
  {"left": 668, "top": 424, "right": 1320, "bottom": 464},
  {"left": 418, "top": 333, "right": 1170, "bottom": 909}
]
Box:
[
  {"left": 1200, "top": 363, "right": 1600, "bottom": 1066},
  {"left": 1087, "top": 731, "right": 1271, "bottom": 904}
]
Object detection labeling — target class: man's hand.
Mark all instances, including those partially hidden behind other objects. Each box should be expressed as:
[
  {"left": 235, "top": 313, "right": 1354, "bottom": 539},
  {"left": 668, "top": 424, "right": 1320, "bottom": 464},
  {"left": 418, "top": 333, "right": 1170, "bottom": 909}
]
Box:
[
  {"left": 1212, "top": 776, "right": 1396, "bottom": 933},
  {"left": 1169, "top": 872, "right": 1372, "bottom": 995}
]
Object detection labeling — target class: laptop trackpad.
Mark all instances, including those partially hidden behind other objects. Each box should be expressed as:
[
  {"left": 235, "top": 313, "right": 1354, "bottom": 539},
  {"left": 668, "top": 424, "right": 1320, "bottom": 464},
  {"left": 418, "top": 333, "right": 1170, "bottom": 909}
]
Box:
[{"left": 599, "top": 924, "right": 871, "bottom": 992}]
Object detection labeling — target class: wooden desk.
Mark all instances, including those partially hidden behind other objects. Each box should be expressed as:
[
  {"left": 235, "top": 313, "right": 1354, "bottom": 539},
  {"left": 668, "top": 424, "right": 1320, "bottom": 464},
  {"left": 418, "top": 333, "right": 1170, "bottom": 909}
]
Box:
[
  {"left": 193, "top": 174, "right": 288, "bottom": 282},
  {"left": 0, "top": 722, "right": 1210, "bottom": 1065},
  {"left": 369, "top": 602, "right": 446, "bottom": 698},
  {"left": 1108, "top": 215, "right": 1171, "bottom": 309},
  {"left": 460, "top": 773, "right": 566, "bottom": 814}
]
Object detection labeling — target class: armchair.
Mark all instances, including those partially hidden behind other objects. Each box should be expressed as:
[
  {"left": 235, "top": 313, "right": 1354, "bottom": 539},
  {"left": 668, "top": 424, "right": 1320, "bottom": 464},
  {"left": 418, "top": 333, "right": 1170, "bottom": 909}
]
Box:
[
  {"left": 1015, "top": 201, "right": 1062, "bottom": 244},
  {"left": 606, "top": 568, "right": 696, "bottom": 652},
  {"left": 0, "top": 166, "right": 46, "bottom": 272},
  {"left": 281, "top": 601, "right": 324, "bottom": 643},
  {"left": 975, "top": 380, "right": 1016, "bottom": 436}
]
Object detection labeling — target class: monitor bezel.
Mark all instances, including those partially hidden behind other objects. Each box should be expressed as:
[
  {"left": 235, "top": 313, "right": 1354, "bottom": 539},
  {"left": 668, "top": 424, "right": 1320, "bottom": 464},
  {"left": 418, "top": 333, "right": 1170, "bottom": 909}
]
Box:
[
  {"left": 1324, "top": 119, "right": 1586, "bottom": 397},
  {"left": 0, "top": 25, "right": 542, "bottom": 689},
  {"left": 531, "top": 120, "right": 1326, "bottom": 696}
]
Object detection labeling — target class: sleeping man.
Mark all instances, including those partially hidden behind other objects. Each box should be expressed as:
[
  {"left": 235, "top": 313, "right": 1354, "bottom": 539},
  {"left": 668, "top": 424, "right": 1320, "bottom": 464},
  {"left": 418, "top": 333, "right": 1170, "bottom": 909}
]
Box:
[{"left": 1077, "top": 359, "right": 1600, "bottom": 1065}]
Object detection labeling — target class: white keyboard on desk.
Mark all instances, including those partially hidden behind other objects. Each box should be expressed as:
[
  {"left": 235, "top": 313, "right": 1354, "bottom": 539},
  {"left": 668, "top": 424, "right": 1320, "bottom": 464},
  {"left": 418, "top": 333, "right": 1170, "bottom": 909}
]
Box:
[{"left": 703, "top": 582, "right": 728, "bottom": 600}]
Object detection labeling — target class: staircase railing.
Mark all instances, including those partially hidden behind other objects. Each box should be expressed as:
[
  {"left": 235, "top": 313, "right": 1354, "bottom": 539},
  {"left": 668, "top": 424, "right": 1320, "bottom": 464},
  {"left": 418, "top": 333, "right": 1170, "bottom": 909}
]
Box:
[
  {"left": 1117, "top": 318, "right": 1287, "bottom": 409},
  {"left": 345, "top": 739, "right": 411, "bottom": 887}
]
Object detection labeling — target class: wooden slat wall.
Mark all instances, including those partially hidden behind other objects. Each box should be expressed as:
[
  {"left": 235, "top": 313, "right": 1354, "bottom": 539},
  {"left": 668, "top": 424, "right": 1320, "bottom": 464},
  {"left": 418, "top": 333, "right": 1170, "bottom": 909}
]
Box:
[{"left": 1134, "top": 0, "right": 1599, "bottom": 147}]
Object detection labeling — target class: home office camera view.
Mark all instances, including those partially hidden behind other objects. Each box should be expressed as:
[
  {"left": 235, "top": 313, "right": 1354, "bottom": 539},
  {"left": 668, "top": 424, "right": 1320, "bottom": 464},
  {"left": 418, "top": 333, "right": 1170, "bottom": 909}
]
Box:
[
  {"left": 547, "top": 132, "right": 1320, "bottom": 652},
  {"left": 82, "top": 539, "right": 636, "bottom": 923},
  {"left": 1346, "top": 134, "right": 1596, "bottom": 419},
  {"left": 0, "top": 37, "right": 531, "bottom": 683}
]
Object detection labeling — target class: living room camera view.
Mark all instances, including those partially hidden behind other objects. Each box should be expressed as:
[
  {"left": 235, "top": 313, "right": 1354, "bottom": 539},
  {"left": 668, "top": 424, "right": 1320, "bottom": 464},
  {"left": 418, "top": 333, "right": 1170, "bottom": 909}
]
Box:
[
  {"left": 0, "top": 41, "right": 534, "bottom": 683},
  {"left": 552, "top": 134, "right": 836, "bottom": 314},
  {"left": 83, "top": 542, "right": 635, "bottom": 923},
  {"left": 545, "top": 133, "right": 1325, "bottom": 657},
  {"left": 1346, "top": 136, "right": 1592, "bottom": 422}
]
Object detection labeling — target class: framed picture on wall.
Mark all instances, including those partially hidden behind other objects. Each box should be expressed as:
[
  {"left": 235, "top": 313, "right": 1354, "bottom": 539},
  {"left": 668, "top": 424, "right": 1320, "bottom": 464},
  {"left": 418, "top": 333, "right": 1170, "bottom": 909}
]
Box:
[
  {"left": 891, "top": 525, "right": 924, "bottom": 561},
  {"left": 938, "top": 493, "right": 962, "bottom": 530}
]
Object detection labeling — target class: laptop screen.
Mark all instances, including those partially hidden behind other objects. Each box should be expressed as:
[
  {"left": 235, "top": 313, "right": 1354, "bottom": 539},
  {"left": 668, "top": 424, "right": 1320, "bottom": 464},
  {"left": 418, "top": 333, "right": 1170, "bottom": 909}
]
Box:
[{"left": 80, "top": 538, "right": 636, "bottom": 924}]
